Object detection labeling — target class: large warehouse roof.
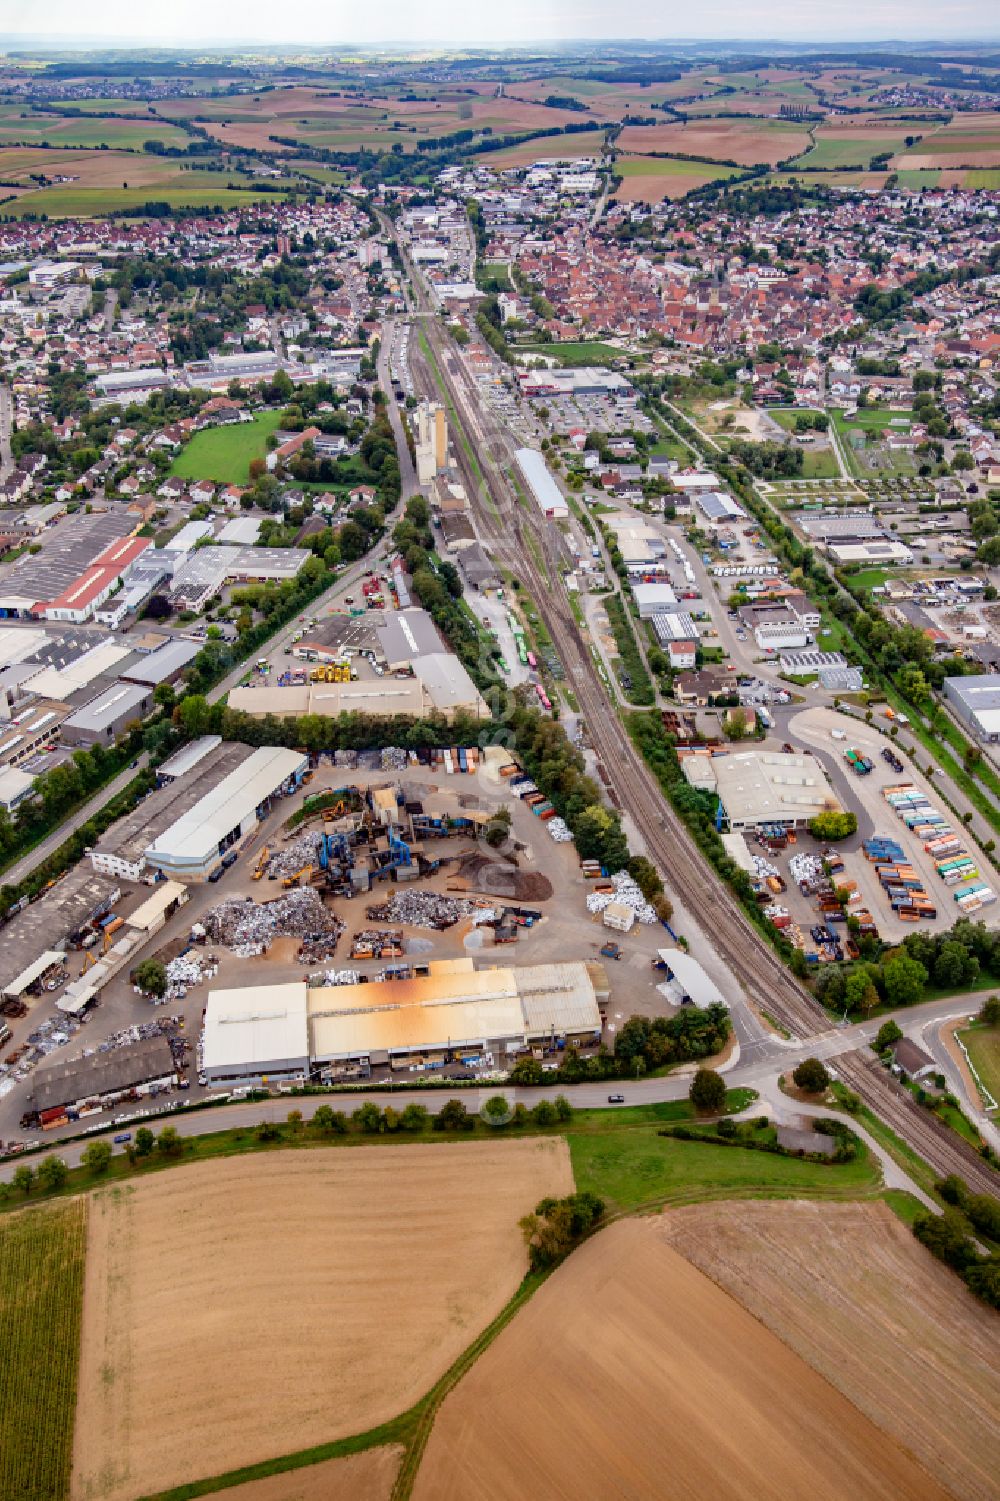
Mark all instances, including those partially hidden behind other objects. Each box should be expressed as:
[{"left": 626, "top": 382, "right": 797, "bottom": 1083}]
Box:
[
  {"left": 146, "top": 745, "right": 306, "bottom": 870},
  {"left": 63, "top": 681, "right": 151, "bottom": 735},
  {"left": 228, "top": 680, "right": 428, "bottom": 719},
  {"left": 682, "top": 749, "right": 836, "bottom": 828},
  {"left": 515, "top": 448, "right": 568, "bottom": 518},
  {"left": 202, "top": 982, "right": 309, "bottom": 1078},
  {"left": 29, "top": 1034, "right": 175, "bottom": 1113},
  {"left": 376, "top": 608, "right": 442, "bottom": 667}
]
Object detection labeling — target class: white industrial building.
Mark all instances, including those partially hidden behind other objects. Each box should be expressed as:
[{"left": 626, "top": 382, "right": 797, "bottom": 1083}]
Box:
[
  {"left": 655, "top": 950, "right": 727, "bottom": 1010},
  {"left": 631, "top": 582, "right": 678, "bottom": 619},
  {"left": 515, "top": 448, "right": 568, "bottom": 518},
  {"left": 201, "top": 958, "right": 604, "bottom": 1086},
  {"left": 145, "top": 745, "right": 307, "bottom": 881},
  {"left": 680, "top": 749, "right": 837, "bottom": 831},
  {"left": 943, "top": 674, "right": 1000, "bottom": 742}
]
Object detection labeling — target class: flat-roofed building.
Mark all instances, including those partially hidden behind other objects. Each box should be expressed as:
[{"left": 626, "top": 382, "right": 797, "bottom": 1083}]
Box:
[
  {"left": 61, "top": 682, "right": 153, "bottom": 746},
  {"left": 202, "top": 981, "right": 310, "bottom": 1086},
  {"left": 515, "top": 448, "right": 568, "bottom": 519},
  {"left": 376, "top": 608, "right": 443, "bottom": 669},
  {"left": 145, "top": 744, "right": 307, "bottom": 881},
  {"left": 943, "top": 674, "right": 1000, "bottom": 742},
  {"left": 680, "top": 748, "right": 837, "bottom": 832},
  {"left": 27, "top": 1034, "right": 177, "bottom": 1118}
]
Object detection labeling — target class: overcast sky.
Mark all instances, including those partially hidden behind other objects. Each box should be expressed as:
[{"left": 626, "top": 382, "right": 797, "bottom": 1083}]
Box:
[{"left": 2, "top": 1, "right": 997, "bottom": 48}]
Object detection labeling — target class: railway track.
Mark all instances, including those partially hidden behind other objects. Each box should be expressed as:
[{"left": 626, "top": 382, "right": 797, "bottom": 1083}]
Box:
[
  {"left": 405, "top": 296, "right": 825, "bottom": 1040},
  {"left": 834, "top": 1049, "right": 999, "bottom": 1198}
]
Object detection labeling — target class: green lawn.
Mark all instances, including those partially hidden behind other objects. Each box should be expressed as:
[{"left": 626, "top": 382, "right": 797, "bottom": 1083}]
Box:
[
  {"left": 170, "top": 410, "right": 284, "bottom": 485},
  {"left": 568, "top": 1122, "right": 881, "bottom": 1213},
  {"left": 831, "top": 407, "right": 912, "bottom": 434},
  {"left": 520, "top": 340, "right": 622, "bottom": 367},
  {"left": 800, "top": 448, "right": 841, "bottom": 479},
  {"left": 844, "top": 566, "right": 891, "bottom": 593},
  {"left": 958, "top": 1023, "right": 1000, "bottom": 1109}
]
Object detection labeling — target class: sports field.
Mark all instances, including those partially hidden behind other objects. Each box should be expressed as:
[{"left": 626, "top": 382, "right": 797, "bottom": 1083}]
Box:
[
  {"left": 170, "top": 410, "right": 284, "bottom": 484},
  {"left": 958, "top": 1022, "right": 1000, "bottom": 1109},
  {"left": 412, "top": 1217, "right": 950, "bottom": 1501},
  {"left": 72, "top": 1140, "right": 573, "bottom": 1501},
  {"left": 663, "top": 1200, "right": 1000, "bottom": 1501},
  {"left": 519, "top": 340, "right": 622, "bottom": 366}
]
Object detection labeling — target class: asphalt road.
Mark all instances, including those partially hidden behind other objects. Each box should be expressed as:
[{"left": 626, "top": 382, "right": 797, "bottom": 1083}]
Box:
[
  {"left": 1, "top": 992, "right": 983, "bottom": 1183},
  {"left": 0, "top": 752, "right": 150, "bottom": 889}
]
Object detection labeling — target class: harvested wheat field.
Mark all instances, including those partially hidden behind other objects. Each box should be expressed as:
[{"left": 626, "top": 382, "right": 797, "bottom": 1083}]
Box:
[
  {"left": 199, "top": 1447, "right": 403, "bottom": 1501},
  {"left": 72, "top": 1139, "right": 572, "bottom": 1501},
  {"left": 616, "top": 118, "right": 810, "bottom": 165},
  {"left": 661, "top": 1199, "right": 1000, "bottom": 1501},
  {"left": 412, "top": 1217, "right": 950, "bottom": 1501}
]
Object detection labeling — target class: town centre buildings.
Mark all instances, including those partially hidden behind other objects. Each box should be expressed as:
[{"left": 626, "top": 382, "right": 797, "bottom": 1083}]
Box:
[{"left": 201, "top": 957, "right": 604, "bottom": 1086}]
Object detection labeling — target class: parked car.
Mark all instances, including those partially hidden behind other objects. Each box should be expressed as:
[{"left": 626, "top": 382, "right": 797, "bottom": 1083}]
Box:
[{"left": 607, "top": 1093, "right": 625, "bottom": 1104}]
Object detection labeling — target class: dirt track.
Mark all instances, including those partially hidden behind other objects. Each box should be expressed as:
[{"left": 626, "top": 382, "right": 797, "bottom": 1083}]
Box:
[
  {"left": 661, "top": 1200, "right": 1000, "bottom": 1501},
  {"left": 72, "top": 1140, "right": 572, "bottom": 1501},
  {"left": 412, "top": 1217, "right": 951, "bottom": 1501}
]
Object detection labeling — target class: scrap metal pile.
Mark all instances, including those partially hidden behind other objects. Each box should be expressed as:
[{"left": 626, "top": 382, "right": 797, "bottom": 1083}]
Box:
[
  {"left": 161, "top": 952, "right": 218, "bottom": 1004},
  {"left": 547, "top": 817, "right": 573, "bottom": 843},
  {"left": 267, "top": 831, "right": 323, "bottom": 880},
  {"left": 585, "top": 871, "right": 658, "bottom": 924},
  {"left": 204, "top": 889, "right": 344, "bottom": 958},
  {"left": 365, "top": 889, "right": 477, "bottom": 930}
]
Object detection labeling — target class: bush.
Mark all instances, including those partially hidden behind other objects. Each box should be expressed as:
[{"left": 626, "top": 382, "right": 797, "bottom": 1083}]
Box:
[
  {"left": 520, "top": 1191, "right": 604, "bottom": 1271},
  {"left": 874, "top": 1019, "right": 903, "bottom": 1053},
  {"left": 792, "top": 1057, "right": 830, "bottom": 1094},
  {"left": 808, "top": 810, "right": 858, "bottom": 841}
]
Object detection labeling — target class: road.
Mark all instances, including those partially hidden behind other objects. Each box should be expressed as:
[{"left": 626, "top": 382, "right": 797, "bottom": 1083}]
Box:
[
  {"left": 1, "top": 991, "right": 982, "bottom": 1188},
  {"left": 0, "top": 381, "right": 13, "bottom": 479},
  {"left": 0, "top": 752, "right": 150, "bottom": 890}
]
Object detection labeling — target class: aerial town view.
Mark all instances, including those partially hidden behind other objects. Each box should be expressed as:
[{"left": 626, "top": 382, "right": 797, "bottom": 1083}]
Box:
[{"left": 1, "top": 4, "right": 1000, "bottom": 1499}]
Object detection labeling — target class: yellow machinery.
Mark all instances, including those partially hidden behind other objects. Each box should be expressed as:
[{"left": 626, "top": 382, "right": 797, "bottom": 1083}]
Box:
[
  {"left": 322, "top": 800, "right": 348, "bottom": 822},
  {"left": 281, "top": 864, "right": 313, "bottom": 889},
  {"left": 252, "top": 845, "right": 270, "bottom": 880},
  {"left": 309, "top": 660, "right": 351, "bottom": 684}
]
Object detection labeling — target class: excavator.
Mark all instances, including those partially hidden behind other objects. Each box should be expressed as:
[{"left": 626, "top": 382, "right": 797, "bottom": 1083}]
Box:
[
  {"left": 252, "top": 845, "right": 270, "bottom": 881},
  {"left": 281, "top": 864, "right": 314, "bottom": 889}
]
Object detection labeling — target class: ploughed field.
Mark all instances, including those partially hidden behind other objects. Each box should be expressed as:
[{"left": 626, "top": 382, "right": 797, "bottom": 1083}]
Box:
[
  {"left": 72, "top": 1139, "right": 572, "bottom": 1501},
  {"left": 661, "top": 1199, "right": 1000, "bottom": 1501},
  {"left": 411, "top": 1215, "right": 953, "bottom": 1501}
]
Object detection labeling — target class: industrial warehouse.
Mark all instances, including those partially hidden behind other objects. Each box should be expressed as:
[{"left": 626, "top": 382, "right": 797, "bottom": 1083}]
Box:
[
  {"left": 144, "top": 746, "right": 308, "bottom": 881},
  {"left": 679, "top": 749, "right": 838, "bottom": 831},
  {"left": 201, "top": 957, "right": 604, "bottom": 1086}
]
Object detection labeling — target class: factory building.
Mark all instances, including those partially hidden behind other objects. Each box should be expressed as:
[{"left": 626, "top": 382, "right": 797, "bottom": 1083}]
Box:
[
  {"left": 514, "top": 448, "right": 569, "bottom": 519},
  {"left": 201, "top": 958, "right": 604, "bottom": 1086},
  {"left": 680, "top": 749, "right": 837, "bottom": 832},
  {"left": 413, "top": 401, "right": 448, "bottom": 486},
  {"left": 145, "top": 745, "right": 307, "bottom": 882},
  {"left": 943, "top": 674, "right": 1000, "bottom": 742},
  {"left": 61, "top": 682, "right": 153, "bottom": 746}
]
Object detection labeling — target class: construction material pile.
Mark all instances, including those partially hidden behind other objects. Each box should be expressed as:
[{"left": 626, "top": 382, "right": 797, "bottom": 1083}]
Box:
[
  {"left": 380, "top": 746, "right": 408, "bottom": 771},
  {"left": 586, "top": 871, "right": 658, "bottom": 924},
  {"left": 457, "top": 852, "right": 553, "bottom": 903},
  {"left": 333, "top": 749, "right": 359, "bottom": 769},
  {"left": 267, "top": 831, "right": 321, "bottom": 879},
  {"left": 162, "top": 952, "right": 218, "bottom": 1003},
  {"left": 350, "top": 929, "right": 404, "bottom": 959},
  {"left": 357, "top": 749, "right": 383, "bottom": 770},
  {"left": 547, "top": 817, "right": 573, "bottom": 843},
  {"left": 365, "top": 889, "right": 476, "bottom": 930},
  {"left": 204, "top": 889, "right": 344, "bottom": 957}
]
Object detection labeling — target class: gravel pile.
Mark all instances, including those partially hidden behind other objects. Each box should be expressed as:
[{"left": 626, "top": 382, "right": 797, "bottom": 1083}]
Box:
[
  {"left": 204, "top": 889, "right": 344, "bottom": 957},
  {"left": 586, "top": 871, "right": 658, "bottom": 924},
  {"left": 365, "top": 889, "right": 476, "bottom": 930}
]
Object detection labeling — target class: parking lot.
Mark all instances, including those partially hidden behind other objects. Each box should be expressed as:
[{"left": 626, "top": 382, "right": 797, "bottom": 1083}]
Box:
[{"left": 788, "top": 705, "right": 999, "bottom": 936}]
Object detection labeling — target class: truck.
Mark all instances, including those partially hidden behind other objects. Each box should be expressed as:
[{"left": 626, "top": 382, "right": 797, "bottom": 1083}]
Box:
[{"left": 599, "top": 941, "right": 622, "bottom": 961}]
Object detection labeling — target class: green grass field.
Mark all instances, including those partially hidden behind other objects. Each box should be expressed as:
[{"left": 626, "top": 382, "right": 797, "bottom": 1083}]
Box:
[
  {"left": 568, "top": 1121, "right": 881, "bottom": 1212},
  {"left": 844, "top": 566, "right": 891, "bottom": 593},
  {"left": 0, "top": 1199, "right": 87, "bottom": 1501},
  {"left": 0, "top": 112, "right": 188, "bottom": 151},
  {"left": 3, "top": 183, "right": 294, "bottom": 219},
  {"left": 520, "top": 340, "right": 622, "bottom": 366},
  {"left": 789, "top": 131, "right": 914, "bottom": 170},
  {"left": 799, "top": 448, "right": 841, "bottom": 478},
  {"left": 959, "top": 1023, "right": 1000, "bottom": 1109},
  {"left": 171, "top": 410, "right": 283, "bottom": 485}
]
